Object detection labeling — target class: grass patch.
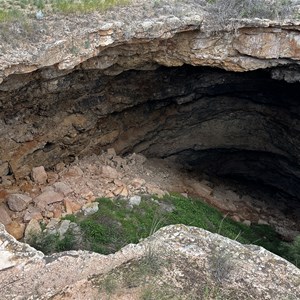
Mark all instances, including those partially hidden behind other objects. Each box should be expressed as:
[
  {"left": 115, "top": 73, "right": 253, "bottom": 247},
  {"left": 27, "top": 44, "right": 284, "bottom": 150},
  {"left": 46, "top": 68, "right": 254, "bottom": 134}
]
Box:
[
  {"left": 0, "top": 0, "right": 129, "bottom": 23},
  {"left": 75, "top": 195, "right": 288, "bottom": 258},
  {"left": 30, "top": 194, "right": 298, "bottom": 267},
  {"left": 26, "top": 228, "right": 76, "bottom": 254}
]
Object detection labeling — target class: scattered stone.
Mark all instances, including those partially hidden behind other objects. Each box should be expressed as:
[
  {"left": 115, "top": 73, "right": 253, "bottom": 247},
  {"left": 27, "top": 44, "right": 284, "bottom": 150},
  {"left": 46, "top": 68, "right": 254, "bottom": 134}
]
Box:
[
  {"left": 146, "top": 184, "right": 166, "bottom": 198},
  {"left": 0, "top": 205, "right": 12, "bottom": 225},
  {"left": 53, "top": 208, "right": 62, "bottom": 219},
  {"left": 53, "top": 182, "right": 72, "bottom": 196},
  {"left": 43, "top": 211, "right": 54, "bottom": 219},
  {"left": 131, "top": 178, "right": 145, "bottom": 189},
  {"left": 83, "top": 191, "right": 96, "bottom": 202},
  {"left": 7, "top": 194, "right": 32, "bottom": 212},
  {"left": 101, "top": 165, "right": 119, "bottom": 179},
  {"left": 64, "top": 198, "right": 81, "bottom": 214},
  {"left": 119, "top": 186, "right": 128, "bottom": 197},
  {"left": 55, "top": 162, "right": 66, "bottom": 172},
  {"left": 159, "top": 201, "right": 175, "bottom": 213},
  {"left": 58, "top": 220, "right": 71, "bottom": 239},
  {"left": 81, "top": 202, "right": 99, "bottom": 216},
  {"left": 258, "top": 219, "right": 269, "bottom": 225},
  {"left": 112, "top": 185, "right": 124, "bottom": 196},
  {"left": 243, "top": 220, "right": 251, "bottom": 226},
  {"left": 24, "top": 219, "right": 41, "bottom": 241},
  {"left": 23, "top": 207, "right": 43, "bottom": 222},
  {"left": 231, "top": 215, "right": 241, "bottom": 222},
  {"left": 107, "top": 148, "right": 116, "bottom": 158},
  {"left": 47, "top": 172, "right": 59, "bottom": 184},
  {"left": 31, "top": 166, "right": 48, "bottom": 184},
  {"left": 64, "top": 166, "right": 83, "bottom": 177},
  {"left": 129, "top": 195, "right": 141, "bottom": 206},
  {"left": 33, "top": 191, "right": 64, "bottom": 208},
  {"left": 46, "top": 218, "right": 60, "bottom": 234},
  {"left": 5, "top": 221, "right": 25, "bottom": 240}
]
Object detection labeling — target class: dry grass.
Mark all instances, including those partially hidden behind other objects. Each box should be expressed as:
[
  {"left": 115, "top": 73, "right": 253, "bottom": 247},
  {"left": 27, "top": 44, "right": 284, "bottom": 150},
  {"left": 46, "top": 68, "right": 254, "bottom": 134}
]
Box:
[{"left": 0, "top": 0, "right": 129, "bottom": 22}]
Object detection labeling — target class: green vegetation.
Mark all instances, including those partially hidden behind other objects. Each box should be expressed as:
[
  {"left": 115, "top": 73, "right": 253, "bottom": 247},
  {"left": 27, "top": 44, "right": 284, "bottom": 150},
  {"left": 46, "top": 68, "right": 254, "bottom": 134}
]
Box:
[
  {"left": 0, "top": 0, "right": 128, "bottom": 22},
  {"left": 26, "top": 228, "right": 76, "bottom": 254},
  {"left": 29, "top": 194, "right": 299, "bottom": 268},
  {"left": 206, "top": 0, "right": 295, "bottom": 27}
]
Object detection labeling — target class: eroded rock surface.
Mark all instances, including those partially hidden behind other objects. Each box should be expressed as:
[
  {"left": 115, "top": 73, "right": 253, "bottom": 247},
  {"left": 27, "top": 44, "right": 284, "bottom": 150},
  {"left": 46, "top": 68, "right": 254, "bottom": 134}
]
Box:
[{"left": 0, "top": 223, "right": 299, "bottom": 299}]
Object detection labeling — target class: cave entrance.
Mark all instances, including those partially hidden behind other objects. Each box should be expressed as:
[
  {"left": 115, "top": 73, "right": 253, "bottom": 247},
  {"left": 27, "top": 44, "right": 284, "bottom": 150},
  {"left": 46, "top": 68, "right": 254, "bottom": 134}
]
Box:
[{"left": 1, "top": 65, "right": 299, "bottom": 237}]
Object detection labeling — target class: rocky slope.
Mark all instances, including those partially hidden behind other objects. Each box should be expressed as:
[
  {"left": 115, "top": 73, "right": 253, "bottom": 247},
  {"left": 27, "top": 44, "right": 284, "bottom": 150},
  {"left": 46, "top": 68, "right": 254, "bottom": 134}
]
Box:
[
  {"left": 1, "top": 0, "right": 300, "bottom": 184},
  {"left": 0, "top": 223, "right": 299, "bottom": 300}
]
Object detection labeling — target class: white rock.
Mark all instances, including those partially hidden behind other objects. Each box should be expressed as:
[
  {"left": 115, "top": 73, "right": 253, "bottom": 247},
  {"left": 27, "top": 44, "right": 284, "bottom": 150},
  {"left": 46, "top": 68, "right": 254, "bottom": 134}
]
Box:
[
  {"left": 129, "top": 195, "right": 142, "bottom": 206},
  {"left": 81, "top": 202, "right": 99, "bottom": 216},
  {"left": 58, "top": 220, "right": 71, "bottom": 239}
]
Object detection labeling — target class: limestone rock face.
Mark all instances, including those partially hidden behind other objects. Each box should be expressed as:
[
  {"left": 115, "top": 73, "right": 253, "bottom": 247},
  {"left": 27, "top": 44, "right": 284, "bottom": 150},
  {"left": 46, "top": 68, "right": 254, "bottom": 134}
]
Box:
[
  {"left": 0, "top": 224, "right": 299, "bottom": 299},
  {"left": 0, "top": 2, "right": 300, "bottom": 201}
]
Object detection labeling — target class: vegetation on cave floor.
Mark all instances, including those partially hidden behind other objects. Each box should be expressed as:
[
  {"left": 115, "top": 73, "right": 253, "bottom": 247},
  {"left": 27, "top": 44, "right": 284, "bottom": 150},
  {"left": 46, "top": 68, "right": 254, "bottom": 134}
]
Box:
[{"left": 29, "top": 193, "right": 299, "bottom": 267}]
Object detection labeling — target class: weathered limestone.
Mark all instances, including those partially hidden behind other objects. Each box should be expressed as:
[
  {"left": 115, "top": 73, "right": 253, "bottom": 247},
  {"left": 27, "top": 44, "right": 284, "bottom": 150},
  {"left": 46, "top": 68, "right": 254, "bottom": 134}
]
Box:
[{"left": 0, "top": 223, "right": 299, "bottom": 299}]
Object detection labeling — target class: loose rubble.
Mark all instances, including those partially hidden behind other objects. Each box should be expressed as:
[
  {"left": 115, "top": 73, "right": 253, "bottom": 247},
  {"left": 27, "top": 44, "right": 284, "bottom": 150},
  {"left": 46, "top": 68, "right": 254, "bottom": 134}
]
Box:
[{"left": 0, "top": 150, "right": 299, "bottom": 241}]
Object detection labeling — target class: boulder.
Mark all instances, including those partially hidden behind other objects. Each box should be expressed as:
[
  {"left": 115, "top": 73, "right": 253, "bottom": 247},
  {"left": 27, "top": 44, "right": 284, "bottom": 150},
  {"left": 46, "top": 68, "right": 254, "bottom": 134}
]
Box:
[
  {"left": 129, "top": 195, "right": 142, "bottom": 206},
  {"left": 23, "top": 207, "right": 43, "bottom": 222},
  {"left": 33, "top": 191, "right": 64, "bottom": 209},
  {"left": 101, "top": 166, "right": 119, "bottom": 179},
  {"left": 24, "top": 219, "right": 41, "bottom": 242},
  {"left": 53, "top": 182, "right": 72, "bottom": 196},
  {"left": 81, "top": 202, "right": 99, "bottom": 216},
  {"left": 0, "top": 205, "right": 12, "bottom": 225},
  {"left": 57, "top": 220, "right": 71, "bottom": 239},
  {"left": 64, "top": 198, "right": 81, "bottom": 214},
  {"left": 31, "top": 166, "right": 48, "bottom": 184},
  {"left": 5, "top": 221, "right": 25, "bottom": 240},
  {"left": 7, "top": 194, "right": 32, "bottom": 212}
]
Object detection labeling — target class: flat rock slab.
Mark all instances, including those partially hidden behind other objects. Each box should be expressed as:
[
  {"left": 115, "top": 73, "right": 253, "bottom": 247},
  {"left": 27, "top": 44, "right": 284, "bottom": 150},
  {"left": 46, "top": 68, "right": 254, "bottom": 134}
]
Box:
[{"left": 34, "top": 191, "right": 64, "bottom": 209}]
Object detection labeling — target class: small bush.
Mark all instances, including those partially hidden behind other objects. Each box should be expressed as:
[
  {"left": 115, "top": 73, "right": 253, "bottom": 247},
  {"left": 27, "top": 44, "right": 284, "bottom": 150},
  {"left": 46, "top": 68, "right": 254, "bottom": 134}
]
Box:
[
  {"left": 205, "top": 0, "right": 294, "bottom": 29},
  {"left": 27, "top": 229, "right": 76, "bottom": 254},
  {"left": 285, "top": 235, "right": 300, "bottom": 267}
]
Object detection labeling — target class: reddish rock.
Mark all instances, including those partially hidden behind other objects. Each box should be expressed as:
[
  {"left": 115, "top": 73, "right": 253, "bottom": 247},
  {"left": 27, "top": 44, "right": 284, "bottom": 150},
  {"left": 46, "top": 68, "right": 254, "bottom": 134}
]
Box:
[
  {"left": 31, "top": 166, "right": 48, "bottom": 184},
  {"left": 53, "top": 208, "right": 62, "bottom": 219},
  {"left": 64, "top": 198, "right": 81, "bottom": 214},
  {"left": 33, "top": 191, "right": 64, "bottom": 209},
  {"left": 5, "top": 221, "right": 25, "bottom": 240},
  {"left": 0, "top": 205, "right": 12, "bottom": 225}
]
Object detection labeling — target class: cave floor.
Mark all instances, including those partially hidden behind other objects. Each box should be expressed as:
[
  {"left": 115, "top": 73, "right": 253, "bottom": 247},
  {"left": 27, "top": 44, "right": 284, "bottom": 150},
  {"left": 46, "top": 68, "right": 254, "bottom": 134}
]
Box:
[{"left": 0, "top": 151, "right": 299, "bottom": 241}]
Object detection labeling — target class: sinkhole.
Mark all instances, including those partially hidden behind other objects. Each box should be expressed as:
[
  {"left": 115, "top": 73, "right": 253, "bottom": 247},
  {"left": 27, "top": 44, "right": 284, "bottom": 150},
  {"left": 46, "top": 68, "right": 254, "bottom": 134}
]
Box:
[{"left": 0, "top": 65, "right": 300, "bottom": 232}]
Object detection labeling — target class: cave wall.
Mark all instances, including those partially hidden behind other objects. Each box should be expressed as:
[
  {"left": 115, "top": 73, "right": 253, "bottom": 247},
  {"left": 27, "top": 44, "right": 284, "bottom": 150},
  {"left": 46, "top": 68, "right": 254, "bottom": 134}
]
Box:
[{"left": 0, "top": 65, "right": 300, "bottom": 199}]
